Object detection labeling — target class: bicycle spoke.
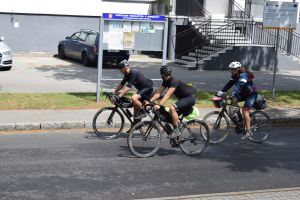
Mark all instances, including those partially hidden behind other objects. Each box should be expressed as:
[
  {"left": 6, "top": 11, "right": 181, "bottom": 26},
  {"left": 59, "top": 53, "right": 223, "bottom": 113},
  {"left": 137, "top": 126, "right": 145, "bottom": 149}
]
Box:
[
  {"left": 128, "top": 121, "right": 161, "bottom": 158},
  {"left": 179, "top": 120, "right": 209, "bottom": 155}
]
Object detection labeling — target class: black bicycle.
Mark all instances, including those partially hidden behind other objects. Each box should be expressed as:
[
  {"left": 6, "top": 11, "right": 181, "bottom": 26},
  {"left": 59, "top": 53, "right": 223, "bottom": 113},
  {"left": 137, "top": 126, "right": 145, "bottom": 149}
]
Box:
[
  {"left": 93, "top": 92, "right": 140, "bottom": 139},
  {"left": 203, "top": 95, "right": 271, "bottom": 144},
  {"left": 127, "top": 103, "right": 210, "bottom": 158}
]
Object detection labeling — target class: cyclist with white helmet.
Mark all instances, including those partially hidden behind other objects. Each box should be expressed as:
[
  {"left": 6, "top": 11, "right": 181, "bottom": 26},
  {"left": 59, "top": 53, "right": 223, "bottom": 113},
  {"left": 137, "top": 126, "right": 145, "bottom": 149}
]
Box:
[
  {"left": 114, "top": 59, "right": 153, "bottom": 120},
  {"left": 150, "top": 65, "right": 196, "bottom": 139},
  {"left": 217, "top": 61, "right": 257, "bottom": 139}
]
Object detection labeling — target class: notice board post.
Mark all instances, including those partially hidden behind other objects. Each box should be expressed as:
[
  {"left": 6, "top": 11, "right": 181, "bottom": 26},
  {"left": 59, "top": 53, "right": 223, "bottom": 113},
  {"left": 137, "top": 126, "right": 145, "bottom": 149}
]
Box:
[
  {"left": 96, "top": 13, "right": 168, "bottom": 102},
  {"left": 263, "top": 1, "right": 298, "bottom": 99}
]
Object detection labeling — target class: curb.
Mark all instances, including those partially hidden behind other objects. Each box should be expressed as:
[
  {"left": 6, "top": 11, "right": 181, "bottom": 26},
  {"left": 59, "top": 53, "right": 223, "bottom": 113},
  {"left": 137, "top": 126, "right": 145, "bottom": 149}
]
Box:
[
  {"left": 0, "top": 117, "right": 300, "bottom": 132},
  {"left": 135, "top": 187, "right": 300, "bottom": 200}
]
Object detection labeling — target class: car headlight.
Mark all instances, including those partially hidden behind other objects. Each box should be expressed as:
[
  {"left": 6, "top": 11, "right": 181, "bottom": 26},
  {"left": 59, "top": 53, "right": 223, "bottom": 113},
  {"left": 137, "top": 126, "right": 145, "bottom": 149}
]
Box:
[{"left": 2, "top": 51, "right": 11, "bottom": 56}]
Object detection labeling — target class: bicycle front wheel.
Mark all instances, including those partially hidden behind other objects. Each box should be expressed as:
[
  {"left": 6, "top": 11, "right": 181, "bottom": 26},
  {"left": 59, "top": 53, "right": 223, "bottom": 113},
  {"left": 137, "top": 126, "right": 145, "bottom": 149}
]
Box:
[
  {"left": 248, "top": 110, "right": 271, "bottom": 143},
  {"left": 203, "top": 111, "right": 230, "bottom": 144},
  {"left": 92, "top": 107, "right": 124, "bottom": 139},
  {"left": 179, "top": 120, "right": 210, "bottom": 156},
  {"left": 127, "top": 121, "right": 161, "bottom": 158}
]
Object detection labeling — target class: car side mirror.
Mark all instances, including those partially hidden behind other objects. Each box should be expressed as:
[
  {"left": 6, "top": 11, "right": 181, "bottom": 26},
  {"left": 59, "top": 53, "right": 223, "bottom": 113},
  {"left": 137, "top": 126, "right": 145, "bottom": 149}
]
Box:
[
  {"left": 0, "top": 36, "right": 4, "bottom": 42},
  {"left": 66, "top": 36, "right": 70, "bottom": 40}
]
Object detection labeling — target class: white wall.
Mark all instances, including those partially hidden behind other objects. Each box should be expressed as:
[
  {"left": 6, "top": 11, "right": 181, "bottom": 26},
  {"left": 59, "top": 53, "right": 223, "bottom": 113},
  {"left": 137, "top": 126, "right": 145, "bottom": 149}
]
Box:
[
  {"left": 204, "top": 0, "right": 229, "bottom": 19},
  {"left": 0, "top": 0, "right": 151, "bottom": 16}
]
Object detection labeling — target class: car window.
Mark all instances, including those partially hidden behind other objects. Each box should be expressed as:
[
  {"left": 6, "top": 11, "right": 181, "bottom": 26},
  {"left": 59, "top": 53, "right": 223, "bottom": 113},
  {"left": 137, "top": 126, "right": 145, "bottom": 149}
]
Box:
[
  {"left": 78, "top": 32, "right": 88, "bottom": 42},
  {"left": 85, "top": 33, "right": 97, "bottom": 45},
  {"left": 70, "top": 32, "right": 80, "bottom": 40}
]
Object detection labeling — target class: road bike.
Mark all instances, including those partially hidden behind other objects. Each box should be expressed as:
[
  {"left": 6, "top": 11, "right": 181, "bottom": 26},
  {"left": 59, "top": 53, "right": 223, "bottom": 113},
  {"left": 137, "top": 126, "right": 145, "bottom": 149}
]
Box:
[
  {"left": 203, "top": 95, "right": 271, "bottom": 144},
  {"left": 92, "top": 92, "right": 141, "bottom": 139},
  {"left": 127, "top": 103, "right": 210, "bottom": 158}
]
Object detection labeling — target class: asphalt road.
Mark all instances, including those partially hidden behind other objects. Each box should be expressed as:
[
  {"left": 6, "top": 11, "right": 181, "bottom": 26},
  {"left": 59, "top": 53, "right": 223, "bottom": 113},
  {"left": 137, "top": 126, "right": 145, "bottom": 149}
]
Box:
[
  {"left": 1, "top": 53, "right": 300, "bottom": 93},
  {"left": 0, "top": 125, "right": 299, "bottom": 200}
]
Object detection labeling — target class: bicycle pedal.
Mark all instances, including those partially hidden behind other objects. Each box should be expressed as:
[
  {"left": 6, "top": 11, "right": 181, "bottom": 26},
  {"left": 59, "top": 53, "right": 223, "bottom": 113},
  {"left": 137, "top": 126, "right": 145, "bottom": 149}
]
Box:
[{"left": 170, "top": 138, "right": 180, "bottom": 148}]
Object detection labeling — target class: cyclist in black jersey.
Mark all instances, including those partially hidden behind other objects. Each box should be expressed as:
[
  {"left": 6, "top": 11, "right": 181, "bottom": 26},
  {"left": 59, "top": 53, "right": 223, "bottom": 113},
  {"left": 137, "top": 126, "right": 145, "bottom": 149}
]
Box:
[
  {"left": 114, "top": 60, "right": 153, "bottom": 120},
  {"left": 150, "top": 65, "right": 196, "bottom": 139}
]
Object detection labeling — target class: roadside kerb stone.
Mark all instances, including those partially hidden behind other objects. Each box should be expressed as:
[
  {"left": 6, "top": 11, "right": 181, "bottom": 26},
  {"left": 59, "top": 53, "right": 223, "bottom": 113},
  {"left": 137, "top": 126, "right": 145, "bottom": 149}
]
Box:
[
  {"left": 41, "top": 122, "right": 64, "bottom": 130},
  {"left": 0, "top": 124, "right": 16, "bottom": 131},
  {"left": 0, "top": 115, "right": 299, "bottom": 132},
  {"left": 62, "top": 121, "right": 84, "bottom": 129},
  {"left": 135, "top": 187, "right": 300, "bottom": 200},
  {"left": 16, "top": 123, "right": 40, "bottom": 130},
  {"left": 84, "top": 121, "right": 93, "bottom": 129}
]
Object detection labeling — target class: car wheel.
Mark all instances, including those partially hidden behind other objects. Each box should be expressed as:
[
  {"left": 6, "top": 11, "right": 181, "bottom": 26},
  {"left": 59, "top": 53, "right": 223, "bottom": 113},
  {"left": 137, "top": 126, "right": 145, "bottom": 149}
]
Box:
[
  {"left": 58, "top": 45, "right": 65, "bottom": 59},
  {"left": 82, "top": 52, "right": 90, "bottom": 66}
]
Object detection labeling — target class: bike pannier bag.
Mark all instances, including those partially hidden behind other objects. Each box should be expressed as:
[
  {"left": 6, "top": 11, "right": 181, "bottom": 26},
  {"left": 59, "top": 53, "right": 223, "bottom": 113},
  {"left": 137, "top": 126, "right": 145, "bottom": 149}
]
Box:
[
  {"left": 253, "top": 94, "right": 266, "bottom": 110},
  {"left": 211, "top": 96, "right": 224, "bottom": 108}
]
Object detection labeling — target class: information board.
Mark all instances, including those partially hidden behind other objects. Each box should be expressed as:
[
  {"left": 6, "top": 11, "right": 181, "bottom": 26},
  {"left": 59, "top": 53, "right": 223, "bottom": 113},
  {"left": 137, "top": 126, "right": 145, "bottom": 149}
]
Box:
[
  {"left": 102, "top": 13, "right": 165, "bottom": 51},
  {"left": 263, "top": 1, "right": 298, "bottom": 29}
]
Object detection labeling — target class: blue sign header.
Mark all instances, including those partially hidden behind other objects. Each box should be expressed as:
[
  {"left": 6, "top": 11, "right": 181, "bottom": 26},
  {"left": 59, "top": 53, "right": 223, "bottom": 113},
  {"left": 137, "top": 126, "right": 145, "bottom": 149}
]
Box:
[{"left": 103, "top": 13, "right": 165, "bottom": 21}]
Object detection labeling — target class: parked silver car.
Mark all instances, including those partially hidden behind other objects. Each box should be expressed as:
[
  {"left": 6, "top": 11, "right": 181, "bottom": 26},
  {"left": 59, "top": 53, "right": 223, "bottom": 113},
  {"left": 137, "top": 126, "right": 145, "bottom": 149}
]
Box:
[{"left": 0, "top": 37, "right": 12, "bottom": 70}]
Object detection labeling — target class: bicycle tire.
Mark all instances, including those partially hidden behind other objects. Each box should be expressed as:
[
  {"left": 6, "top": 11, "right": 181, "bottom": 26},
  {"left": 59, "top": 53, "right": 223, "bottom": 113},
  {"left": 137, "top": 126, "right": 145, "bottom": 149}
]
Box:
[
  {"left": 203, "top": 111, "right": 230, "bottom": 144},
  {"left": 248, "top": 110, "right": 271, "bottom": 143},
  {"left": 179, "top": 120, "right": 210, "bottom": 156},
  {"left": 92, "top": 107, "right": 124, "bottom": 139},
  {"left": 127, "top": 121, "right": 161, "bottom": 158}
]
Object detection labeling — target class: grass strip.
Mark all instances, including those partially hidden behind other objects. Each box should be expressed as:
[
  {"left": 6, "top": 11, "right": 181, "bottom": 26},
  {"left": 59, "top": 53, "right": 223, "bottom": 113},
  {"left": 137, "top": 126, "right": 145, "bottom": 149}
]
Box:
[{"left": 0, "top": 91, "right": 299, "bottom": 110}]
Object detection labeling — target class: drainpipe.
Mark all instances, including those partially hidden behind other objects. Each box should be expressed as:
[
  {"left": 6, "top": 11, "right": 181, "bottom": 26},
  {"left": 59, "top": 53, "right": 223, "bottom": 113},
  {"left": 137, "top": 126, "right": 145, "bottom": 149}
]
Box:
[
  {"left": 228, "top": 0, "right": 233, "bottom": 18},
  {"left": 287, "top": 0, "right": 296, "bottom": 55}
]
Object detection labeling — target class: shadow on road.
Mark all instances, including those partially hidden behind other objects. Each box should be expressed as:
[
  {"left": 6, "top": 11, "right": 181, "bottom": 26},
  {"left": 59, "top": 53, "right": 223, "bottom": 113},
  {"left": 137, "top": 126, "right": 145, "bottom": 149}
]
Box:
[{"left": 193, "top": 126, "right": 300, "bottom": 175}]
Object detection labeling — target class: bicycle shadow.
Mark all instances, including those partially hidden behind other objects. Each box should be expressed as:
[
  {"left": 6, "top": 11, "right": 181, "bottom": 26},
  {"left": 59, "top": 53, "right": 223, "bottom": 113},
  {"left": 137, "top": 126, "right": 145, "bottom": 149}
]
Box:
[{"left": 117, "top": 145, "right": 182, "bottom": 158}]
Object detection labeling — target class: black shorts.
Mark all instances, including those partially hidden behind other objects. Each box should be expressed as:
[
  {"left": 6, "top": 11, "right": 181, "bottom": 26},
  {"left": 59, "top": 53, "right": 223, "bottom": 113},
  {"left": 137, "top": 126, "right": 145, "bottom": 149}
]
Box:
[
  {"left": 173, "top": 95, "right": 196, "bottom": 116},
  {"left": 137, "top": 87, "right": 153, "bottom": 102}
]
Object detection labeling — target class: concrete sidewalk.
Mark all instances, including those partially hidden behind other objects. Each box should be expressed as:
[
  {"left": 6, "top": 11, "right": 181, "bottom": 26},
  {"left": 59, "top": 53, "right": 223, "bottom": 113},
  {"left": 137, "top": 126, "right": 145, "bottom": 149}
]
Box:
[
  {"left": 136, "top": 187, "right": 300, "bottom": 200},
  {"left": 0, "top": 107, "right": 299, "bottom": 131}
]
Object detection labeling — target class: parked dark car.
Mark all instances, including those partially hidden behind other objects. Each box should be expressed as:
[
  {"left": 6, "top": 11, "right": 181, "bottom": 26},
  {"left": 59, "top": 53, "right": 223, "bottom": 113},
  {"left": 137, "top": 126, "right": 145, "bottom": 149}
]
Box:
[{"left": 58, "top": 29, "right": 129, "bottom": 66}]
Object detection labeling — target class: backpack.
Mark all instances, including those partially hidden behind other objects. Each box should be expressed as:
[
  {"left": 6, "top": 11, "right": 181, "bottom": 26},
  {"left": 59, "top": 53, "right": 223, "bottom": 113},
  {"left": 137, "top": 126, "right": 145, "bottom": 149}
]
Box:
[{"left": 245, "top": 69, "right": 254, "bottom": 81}]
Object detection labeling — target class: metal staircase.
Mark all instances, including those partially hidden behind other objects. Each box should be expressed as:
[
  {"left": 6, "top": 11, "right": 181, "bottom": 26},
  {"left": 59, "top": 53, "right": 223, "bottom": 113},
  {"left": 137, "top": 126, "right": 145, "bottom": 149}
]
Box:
[
  {"left": 174, "top": 19, "right": 252, "bottom": 69},
  {"left": 172, "top": 0, "right": 300, "bottom": 70}
]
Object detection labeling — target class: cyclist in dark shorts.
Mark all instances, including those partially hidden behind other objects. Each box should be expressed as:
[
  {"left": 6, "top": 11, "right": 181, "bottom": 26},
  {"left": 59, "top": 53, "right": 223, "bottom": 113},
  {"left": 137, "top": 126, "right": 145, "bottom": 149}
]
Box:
[
  {"left": 150, "top": 65, "right": 196, "bottom": 139},
  {"left": 217, "top": 61, "right": 258, "bottom": 139},
  {"left": 114, "top": 60, "right": 153, "bottom": 120}
]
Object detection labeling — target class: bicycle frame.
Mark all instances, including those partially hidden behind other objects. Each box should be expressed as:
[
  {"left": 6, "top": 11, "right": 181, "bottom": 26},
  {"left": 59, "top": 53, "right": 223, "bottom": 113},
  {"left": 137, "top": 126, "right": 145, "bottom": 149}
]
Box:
[
  {"left": 142, "top": 108, "right": 194, "bottom": 143},
  {"left": 214, "top": 100, "right": 244, "bottom": 129}
]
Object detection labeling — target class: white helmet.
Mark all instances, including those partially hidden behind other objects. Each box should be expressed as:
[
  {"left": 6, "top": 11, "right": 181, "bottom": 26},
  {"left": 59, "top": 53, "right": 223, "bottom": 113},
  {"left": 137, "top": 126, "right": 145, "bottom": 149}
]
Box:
[{"left": 229, "top": 61, "right": 241, "bottom": 69}]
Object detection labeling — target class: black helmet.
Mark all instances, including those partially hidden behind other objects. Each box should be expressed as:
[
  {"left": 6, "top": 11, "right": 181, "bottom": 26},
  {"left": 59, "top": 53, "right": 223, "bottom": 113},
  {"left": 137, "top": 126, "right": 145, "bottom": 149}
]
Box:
[
  {"left": 160, "top": 65, "right": 172, "bottom": 76},
  {"left": 117, "top": 59, "right": 129, "bottom": 69}
]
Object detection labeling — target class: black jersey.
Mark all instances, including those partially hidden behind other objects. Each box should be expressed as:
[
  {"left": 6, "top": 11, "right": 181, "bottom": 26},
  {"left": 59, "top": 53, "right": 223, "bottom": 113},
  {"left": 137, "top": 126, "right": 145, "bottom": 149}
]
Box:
[
  {"left": 120, "top": 69, "right": 153, "bottom": 91},
  {"left": 162, "top": 76, "right": 195, "bottom": 99}
]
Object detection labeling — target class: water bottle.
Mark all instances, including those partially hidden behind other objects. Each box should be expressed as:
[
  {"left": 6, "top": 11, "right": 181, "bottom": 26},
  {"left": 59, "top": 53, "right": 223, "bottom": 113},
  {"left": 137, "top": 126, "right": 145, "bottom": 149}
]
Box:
[
  {"left": 231, "top": 113, "right": 239, "bottom": 124},
  {"left": 165, "top": 123, "right": 172, "bottom": 135},
  {"left": 229, "top": 106, "right": 239, "bottom": 124},
  {"left": 126, "top": 108, "right": 133, "bottom": 118}
]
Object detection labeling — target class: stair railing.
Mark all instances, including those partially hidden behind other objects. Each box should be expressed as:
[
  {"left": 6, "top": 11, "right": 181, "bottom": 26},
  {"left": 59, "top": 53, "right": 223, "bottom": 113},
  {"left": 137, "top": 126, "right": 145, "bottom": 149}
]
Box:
[
  {"left": 172, "top": 21, "right": 211, "bottom": 59},
  {"left": 228, "top": 0, "right": 253, "bottom": 21},
  {"left": 172, "top": 0, "right": 212, "bottom": 59}
]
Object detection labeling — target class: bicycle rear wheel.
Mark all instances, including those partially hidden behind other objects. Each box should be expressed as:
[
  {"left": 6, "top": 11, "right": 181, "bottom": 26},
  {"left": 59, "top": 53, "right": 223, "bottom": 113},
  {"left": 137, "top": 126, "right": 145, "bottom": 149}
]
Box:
[
  {"left": 179, "top": 120, "right": 209, "bottom": 156},
  {"left": 92, "top": 107, "right": 124, "bottom": 139},
  {"left": 203, "top": 111, "right": 230, "bottom": 144},
  {"left": 248, "top": 110, "right": 271, "bottom": 143},
  {"left": 127, "top": 121, "right": 161, "bottom": 158}
]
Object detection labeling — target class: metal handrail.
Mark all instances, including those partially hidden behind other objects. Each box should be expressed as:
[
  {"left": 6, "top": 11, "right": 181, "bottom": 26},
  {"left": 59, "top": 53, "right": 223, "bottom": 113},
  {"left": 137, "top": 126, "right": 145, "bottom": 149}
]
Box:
[
  {"left": 192, "top": 0, "right": 211, "bottom": 19},
  {"left": 172, "top": 21, "right": 211, "bottom": 59},
  {"left": 229, "top": 0, "right": 253, "bottom": 20}
]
